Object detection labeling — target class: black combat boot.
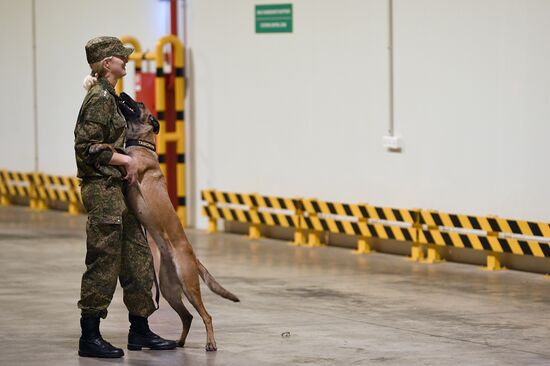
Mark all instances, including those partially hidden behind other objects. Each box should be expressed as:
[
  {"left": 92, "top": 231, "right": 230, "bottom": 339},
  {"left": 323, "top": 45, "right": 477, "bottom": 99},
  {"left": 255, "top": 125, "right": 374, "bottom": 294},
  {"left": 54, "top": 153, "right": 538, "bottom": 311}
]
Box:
[
  {"left": 78, "top": 316, "right": 124, "bottom": 358},
  {"left": 127, "top": 314, "right": 177, "bottom": 351}
]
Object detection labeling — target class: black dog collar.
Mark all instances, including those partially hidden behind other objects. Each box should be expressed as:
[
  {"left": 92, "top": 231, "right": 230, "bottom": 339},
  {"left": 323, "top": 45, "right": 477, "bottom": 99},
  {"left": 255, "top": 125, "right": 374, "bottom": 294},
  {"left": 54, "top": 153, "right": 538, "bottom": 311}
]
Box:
[{"left": 126, "top": 139, "right": 156, "bottom": 152}]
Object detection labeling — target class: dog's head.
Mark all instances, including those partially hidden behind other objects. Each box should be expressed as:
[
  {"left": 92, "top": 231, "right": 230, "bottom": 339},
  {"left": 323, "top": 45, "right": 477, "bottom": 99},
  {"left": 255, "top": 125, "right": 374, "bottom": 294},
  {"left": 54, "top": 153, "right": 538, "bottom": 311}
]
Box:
[{"left": 118, "top": 92, "right": 160, "bottom": 142}]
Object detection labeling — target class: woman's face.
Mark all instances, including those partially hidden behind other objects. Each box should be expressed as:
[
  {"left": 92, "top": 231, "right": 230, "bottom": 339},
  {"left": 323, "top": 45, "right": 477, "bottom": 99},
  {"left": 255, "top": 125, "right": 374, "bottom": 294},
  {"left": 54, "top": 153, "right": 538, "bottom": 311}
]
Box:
[{"left": 105, "top": 55, "right": 128, "bottom": 79}]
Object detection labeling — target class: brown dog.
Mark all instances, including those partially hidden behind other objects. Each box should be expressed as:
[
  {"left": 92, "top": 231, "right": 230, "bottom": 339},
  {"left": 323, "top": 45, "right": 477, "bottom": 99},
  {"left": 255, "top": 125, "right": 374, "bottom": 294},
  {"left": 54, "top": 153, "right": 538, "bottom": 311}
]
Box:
[{"left": 90, "top": 100, "right": 239, "bottom": 351}]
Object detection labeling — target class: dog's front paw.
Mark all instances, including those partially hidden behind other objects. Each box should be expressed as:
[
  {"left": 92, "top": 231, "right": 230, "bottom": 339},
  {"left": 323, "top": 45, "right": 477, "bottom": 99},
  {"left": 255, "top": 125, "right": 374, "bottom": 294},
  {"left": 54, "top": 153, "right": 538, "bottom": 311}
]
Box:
[{"left": 205, "top": 342, "right": 217, "bottom": 352}]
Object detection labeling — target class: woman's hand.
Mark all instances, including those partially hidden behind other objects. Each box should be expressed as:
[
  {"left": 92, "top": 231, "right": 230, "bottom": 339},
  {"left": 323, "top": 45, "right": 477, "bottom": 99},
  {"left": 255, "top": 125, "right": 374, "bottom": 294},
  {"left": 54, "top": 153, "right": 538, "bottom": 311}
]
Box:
[
  {"left": 109, "top": 152, "right": 139, "bottom": 185},
  {"left": 123, "top": 156, "right": 139, "bottom": 185}
]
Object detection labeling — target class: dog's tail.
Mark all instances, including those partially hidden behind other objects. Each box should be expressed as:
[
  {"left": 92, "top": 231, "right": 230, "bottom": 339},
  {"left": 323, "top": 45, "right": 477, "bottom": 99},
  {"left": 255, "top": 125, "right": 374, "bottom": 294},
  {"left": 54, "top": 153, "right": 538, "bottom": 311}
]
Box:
[{"left": 197, "top": 260, "right": 240, "bottom": 302}]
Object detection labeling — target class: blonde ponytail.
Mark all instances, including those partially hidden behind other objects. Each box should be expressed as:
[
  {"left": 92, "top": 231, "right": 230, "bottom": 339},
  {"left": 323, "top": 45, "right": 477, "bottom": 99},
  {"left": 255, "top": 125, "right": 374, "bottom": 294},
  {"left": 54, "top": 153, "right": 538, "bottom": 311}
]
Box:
[{"left": 82, "top": 56, "right": 112, "bottom": 91}]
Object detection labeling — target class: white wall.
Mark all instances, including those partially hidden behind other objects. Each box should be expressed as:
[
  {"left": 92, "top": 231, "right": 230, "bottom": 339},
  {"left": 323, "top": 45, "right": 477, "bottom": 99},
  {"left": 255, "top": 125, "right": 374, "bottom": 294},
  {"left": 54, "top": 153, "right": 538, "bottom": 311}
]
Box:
[
  {"left": 0, "top": 0, "right": 35, "bottom": 172},
  {"left": 2, "top": 0, "right": 550, "bottom": 228},
  {"left": 35, "top": 0, "right": 170, "bottom": 175},
  {"left": 188, "top": 0, "right": 550, "bottom": 228},
  {"left": 0, "top": 0, "right": 170, "bottom": 176}
]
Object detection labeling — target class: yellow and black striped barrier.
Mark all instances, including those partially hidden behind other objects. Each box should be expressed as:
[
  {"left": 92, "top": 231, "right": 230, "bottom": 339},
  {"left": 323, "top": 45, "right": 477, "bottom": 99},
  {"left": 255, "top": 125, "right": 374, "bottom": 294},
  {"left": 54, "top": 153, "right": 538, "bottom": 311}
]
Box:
[
  {"left": 0, "top": 171, "right": 8, "bottom": 206},
  {"left": 301, "top": 199, "right": 420, "bottom": 255},
  {"left": 0, "top": 170, "right": 82, "bottom": 214},
  {"left": 201, "top": 189, "right": 303, "bottom": 243},
  {"left": 201, "top": 189, "right": 256, "bottom": 233},
  {"left": 249, "top": 194, "right": 302, "bottom": 243},
  {"left": 363, "top": 205, "right": 421, "bottom": 259},
  {"left": 201, "top": 189, "right": 550, "bottom": 273},
  {"left": 0, "top": 170, "right": 32, "bottom": 205},
  {"left": 418, "top": 211, "right": 550, "bottom": 270},
  {"left": 301, "top": 199, "right": 368, "bottom": 247}
]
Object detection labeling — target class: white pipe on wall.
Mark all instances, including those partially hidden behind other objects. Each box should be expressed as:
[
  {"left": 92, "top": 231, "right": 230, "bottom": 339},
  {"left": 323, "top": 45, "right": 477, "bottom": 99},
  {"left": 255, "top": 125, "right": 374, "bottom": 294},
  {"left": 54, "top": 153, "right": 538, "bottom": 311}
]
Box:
[
  {"left": 388, "top": 0, "right": 395, "bottom": 137},
  {"left": 31, "top": 0, "right": 39, "bottom": 171}
]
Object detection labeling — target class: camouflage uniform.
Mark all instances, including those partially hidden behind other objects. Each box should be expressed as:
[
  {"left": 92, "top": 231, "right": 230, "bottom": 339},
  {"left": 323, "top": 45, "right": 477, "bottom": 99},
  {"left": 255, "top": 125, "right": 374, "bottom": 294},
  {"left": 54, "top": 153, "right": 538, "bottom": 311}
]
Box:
[{"left": 74, "top": 76, "right": 156, "bottom": 319}]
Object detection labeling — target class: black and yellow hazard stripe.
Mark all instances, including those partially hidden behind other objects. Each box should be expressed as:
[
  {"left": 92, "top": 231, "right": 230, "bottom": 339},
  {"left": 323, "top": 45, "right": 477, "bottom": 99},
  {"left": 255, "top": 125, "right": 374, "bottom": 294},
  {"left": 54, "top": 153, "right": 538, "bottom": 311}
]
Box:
[
  {"left": 419, "top": 229, "right": 491, "bottom": 251},
  {"left": 255, "top": 195, "right": 302, "bottom": 212},
  {"left": 201, "top": 205, "right": 253, "bottom": 224},
  {"left": 201, "top": 189, "right": 257, "bottom": 207},
  {"left": 301, "top": 199, "right": 418, "bottom": 241},
  {"left": 41, "top": 174, "right": 70, "bottom": 203},
  {"left": 365, "top": 205, "right": 419, "bottom": 241},
  {"left": 302, "top": 199, "right": 368, "bottom": 219},
  {"left": 64, "top": 176, "right": 82, "bottom": 214},
  {"left": 418, "top": 210, "right": 550, "bottom": 258},
  {"left": 155, "top": 35, "right": 186, "bottom": 225},
  {"left": 420, "top": 211, "right": 494, "bottom": 232},
  {"left": 2, "top": 170, "right": 31, "bottom": 199},
  {"left": 254, "top": 211, "right": 300, "bottom": 228},
  {"left": 200, "top": 190, "right": 300, "bottom": 228},
  {"left": 301, "top": 199, "right": 369, "bottom": 236},
  {"left": 486, "top": 217, "right": 550, "bottom": 237},
  {"left": 302, "top": 215, "right": 369, "bottom": 235},
  {"left": 0, "top": 170, "right": 10, "bottom": 205},
  {"left": 487, "top": 237, "right": 550, "bottom": 258},
  {"left": 419, "top": 229, "right": 550, "bottom": 258}
]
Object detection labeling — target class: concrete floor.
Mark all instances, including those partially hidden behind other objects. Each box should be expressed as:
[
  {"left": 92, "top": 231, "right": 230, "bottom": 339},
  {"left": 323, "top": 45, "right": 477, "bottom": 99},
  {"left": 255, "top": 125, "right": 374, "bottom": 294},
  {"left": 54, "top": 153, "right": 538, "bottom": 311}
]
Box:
[{"left": 1, "top": 206, "right": 550, "bottom": 366}]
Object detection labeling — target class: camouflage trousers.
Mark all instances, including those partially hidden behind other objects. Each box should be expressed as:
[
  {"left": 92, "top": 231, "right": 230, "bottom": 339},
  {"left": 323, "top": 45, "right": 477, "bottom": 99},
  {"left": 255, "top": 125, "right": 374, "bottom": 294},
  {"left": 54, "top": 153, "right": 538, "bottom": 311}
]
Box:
[{"left": 78, "top": 178, "right": 156, "bottom": 319}]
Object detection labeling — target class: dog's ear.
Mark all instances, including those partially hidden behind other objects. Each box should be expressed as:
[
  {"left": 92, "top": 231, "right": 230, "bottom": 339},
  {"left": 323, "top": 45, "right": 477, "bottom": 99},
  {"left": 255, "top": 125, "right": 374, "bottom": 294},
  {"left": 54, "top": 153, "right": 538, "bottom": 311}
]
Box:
[
  {"left": 150, "top": 114, "right": 160, "bottom": 134},
  {"left": 137, "top": 101, "right": 160, "bottom": 134}
]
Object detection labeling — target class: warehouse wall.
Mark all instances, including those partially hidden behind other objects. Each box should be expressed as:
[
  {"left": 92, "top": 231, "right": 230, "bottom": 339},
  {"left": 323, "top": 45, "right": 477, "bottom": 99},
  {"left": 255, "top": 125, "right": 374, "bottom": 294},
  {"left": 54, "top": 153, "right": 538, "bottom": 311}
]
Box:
[
  {"left": 1, "top": 0, "right": 550, "bottom": 230},
  {"left": 187, "top": 0, "right": 550, "bottom": 228},
  {"left": 0, "top": 0, "right": 170, "bottom": 175},
  {"left": 0, "top": 0, "right": 35, "bottom": 172}
]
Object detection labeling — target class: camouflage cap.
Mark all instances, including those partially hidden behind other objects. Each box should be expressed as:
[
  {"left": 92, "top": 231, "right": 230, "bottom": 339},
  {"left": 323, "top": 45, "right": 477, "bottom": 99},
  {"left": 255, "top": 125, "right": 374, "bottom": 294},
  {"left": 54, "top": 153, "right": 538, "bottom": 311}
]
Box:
[{"left": 85, "top": 36, "right": 133, "bottom": 64}]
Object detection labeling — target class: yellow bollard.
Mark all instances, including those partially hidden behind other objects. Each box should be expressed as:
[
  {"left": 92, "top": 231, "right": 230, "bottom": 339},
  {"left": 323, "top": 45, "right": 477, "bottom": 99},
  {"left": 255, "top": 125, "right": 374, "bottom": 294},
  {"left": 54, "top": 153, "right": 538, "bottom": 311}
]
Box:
[
  {"left": 63, "top": 176, "right": 80, "bottom": 215},
  {"left": 248, "top": 224, "right": 261, "bottom": 240},
  {"left": 423, "top": 244, "right": 442, "bottom": 264},
  {"left": 207, "top": 218, "right": 218, "bottom": 234},
  {"left": 409, "top": 242, "right": 425, "bottom": 261},
  {"left": 247, "top": 204, "right": 261, "bottom": 240},
  {"left": 206, "top": 202, "right": 218, "bottom": 233},
  {"left": 307, "top": 230, "right": 323, "bottom": 247},
  {"left": 29, "top": 173, "right": 46, "bottom": 211},
  {"left": 485, "top": 252, "right": 504, "bottom": 271},
  {"left": 354, "top": 236, "right": 373, "bottom": 254},
  {"left": 291, "top": 207, "right": 307, "bottom": 246}
]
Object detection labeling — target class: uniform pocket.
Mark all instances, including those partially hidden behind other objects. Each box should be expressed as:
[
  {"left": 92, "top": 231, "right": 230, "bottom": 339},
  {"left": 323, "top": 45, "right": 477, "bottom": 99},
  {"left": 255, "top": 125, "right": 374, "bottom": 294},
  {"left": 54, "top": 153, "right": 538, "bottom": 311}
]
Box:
[{"left": 85, "top": 215, "right": 124, "bottom": 261}]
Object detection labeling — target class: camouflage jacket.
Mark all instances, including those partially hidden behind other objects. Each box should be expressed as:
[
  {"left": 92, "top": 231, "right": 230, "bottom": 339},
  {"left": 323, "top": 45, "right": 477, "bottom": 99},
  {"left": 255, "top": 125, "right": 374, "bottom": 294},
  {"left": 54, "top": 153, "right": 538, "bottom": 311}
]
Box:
[{"left": 74, "top": 77, "right": 127, "bottom": 180}]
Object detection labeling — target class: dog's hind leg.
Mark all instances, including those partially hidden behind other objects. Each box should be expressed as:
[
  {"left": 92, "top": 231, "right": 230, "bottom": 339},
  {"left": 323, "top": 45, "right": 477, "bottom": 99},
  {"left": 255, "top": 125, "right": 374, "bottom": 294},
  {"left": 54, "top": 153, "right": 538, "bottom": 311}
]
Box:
[
  {"left": 181, "top": 283, "right": 217, "bottom": 352},
  {"left": 170, "top": 248, "right": 217, "bottom": 351},
  {"left": 159, "top": 259, "right": 193, "bottom": 347}
]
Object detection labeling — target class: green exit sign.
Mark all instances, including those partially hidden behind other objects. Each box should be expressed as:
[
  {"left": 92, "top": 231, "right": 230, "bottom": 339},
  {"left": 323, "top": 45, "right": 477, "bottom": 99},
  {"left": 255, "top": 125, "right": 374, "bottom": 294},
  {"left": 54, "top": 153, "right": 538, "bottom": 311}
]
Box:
[{"left": 255, "top": 4, "right": 293, "bottom": 33}]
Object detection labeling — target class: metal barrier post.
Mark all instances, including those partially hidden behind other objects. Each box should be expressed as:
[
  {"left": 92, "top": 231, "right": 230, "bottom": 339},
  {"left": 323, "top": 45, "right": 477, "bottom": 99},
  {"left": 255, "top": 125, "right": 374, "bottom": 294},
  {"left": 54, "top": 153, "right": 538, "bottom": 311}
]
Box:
[
  {"left": 30, "top": 172, "right": 47, "bottom": 211},
  {"left": 201, "top": 190, "right": 218, "bottom": 233},
  {"left": 63, "top": 176, "right": 80, "bottom": 215},
  {"left": 307, "top": 229, "right": 323, "bottom": 247},
  {"left": 410, "top": 211, "right": 425, "bottom": 261},
  {"left": 155, "top": 35, "right": 186, "bottom": 226},
  {"left": 292, "top": 202, "right": 306, "bottom": 245},
  {"left": 424, "top": 244, "right": 441, "bottom": 263},
  {"left": 0, "top": 170, "right": 9, "bottom": 206},
  {"left": 486, "top": 252, "right": 503, "bottom": 271},
  {"left": 248, "top": 196, "right": 261, "bottom": 240},
  {"left": 355, "top": 236, "right": 373, "bottom": 254},
  {"left": 354, "top": 215, "right": 373, "bottom": 254}
]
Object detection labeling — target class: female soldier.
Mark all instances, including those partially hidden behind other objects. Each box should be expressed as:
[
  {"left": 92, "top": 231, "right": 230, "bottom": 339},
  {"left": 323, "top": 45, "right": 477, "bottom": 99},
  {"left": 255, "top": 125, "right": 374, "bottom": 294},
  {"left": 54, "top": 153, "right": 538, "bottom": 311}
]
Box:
[{"left": 74, "top": 36, "right": 176, "bottom": 358}]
